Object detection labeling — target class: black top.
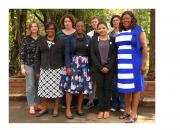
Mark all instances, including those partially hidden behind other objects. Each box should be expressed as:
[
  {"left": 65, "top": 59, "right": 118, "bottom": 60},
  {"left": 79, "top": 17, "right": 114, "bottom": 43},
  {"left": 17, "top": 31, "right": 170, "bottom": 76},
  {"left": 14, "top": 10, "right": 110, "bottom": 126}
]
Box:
[
  {"left": 74, "top": 37, "right": 90, "bottom": 56},
  {"left": 92, "top": 31, "right": 99, "bottom": 39},
  {"left": 90, "top": 36, "right": 117, "bottom": 71},
  {"left": 64, "top": 33, "right": 91, "bottom": 68},
  {"left": 20, "top": 35, "right": 42, "bottom": 65},
  {"left": 35, "top": 36, "right": 65, "bottom": 74}
]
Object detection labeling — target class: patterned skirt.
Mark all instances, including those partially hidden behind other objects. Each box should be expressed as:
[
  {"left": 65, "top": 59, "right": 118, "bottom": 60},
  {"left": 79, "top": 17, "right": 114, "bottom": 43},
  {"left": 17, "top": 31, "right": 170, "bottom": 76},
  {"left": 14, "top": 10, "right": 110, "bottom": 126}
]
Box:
[
  {"left": 38, "top": 68, "right": 64, "bottom": 98},
  {"left": 60, "top": 56, "right": 93, "bottom": 94}
]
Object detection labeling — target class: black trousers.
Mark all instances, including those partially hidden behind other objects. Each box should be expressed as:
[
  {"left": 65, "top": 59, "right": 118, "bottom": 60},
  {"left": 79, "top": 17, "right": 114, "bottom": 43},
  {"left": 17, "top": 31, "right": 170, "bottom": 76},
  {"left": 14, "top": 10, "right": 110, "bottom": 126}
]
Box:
[{"left": 94, "top": 69, "right": 114, "bottom": 112}]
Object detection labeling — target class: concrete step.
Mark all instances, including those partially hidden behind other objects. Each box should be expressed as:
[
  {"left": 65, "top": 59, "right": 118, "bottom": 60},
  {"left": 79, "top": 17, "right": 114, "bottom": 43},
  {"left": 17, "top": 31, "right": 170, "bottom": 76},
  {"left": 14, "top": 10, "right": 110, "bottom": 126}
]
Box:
[{"left": 9, "top": 93, "right": 155, "bottom": 107}]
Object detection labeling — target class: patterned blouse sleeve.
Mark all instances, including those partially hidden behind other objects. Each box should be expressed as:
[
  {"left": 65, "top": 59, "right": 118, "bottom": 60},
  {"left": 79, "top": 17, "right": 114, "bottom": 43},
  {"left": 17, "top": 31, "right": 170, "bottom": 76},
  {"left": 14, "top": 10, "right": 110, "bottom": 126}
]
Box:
[
  {"left": 19, "top": 37, "right": 27, "bottom": 64},
  {"left": 34, "top": 42, "right": 41, "bottom": 74}
]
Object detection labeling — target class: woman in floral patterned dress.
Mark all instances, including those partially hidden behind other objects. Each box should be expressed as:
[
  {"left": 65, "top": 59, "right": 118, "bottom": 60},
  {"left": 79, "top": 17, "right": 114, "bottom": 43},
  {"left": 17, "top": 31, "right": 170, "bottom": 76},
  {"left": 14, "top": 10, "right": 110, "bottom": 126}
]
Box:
[{"left": 61, "top": 20, "right": 92, "bottom": 119}]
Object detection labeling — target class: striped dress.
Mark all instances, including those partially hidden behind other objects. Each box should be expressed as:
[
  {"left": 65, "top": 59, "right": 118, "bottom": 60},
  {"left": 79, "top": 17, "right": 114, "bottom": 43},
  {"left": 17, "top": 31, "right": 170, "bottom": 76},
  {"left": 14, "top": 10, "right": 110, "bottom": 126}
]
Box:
[{"left": 115, "top": 25, "right": 144, "bottom": 93}]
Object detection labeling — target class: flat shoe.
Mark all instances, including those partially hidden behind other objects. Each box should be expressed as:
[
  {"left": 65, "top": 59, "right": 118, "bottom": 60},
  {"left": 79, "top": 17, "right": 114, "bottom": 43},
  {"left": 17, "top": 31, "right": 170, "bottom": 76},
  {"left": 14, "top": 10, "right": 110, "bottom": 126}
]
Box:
[
  {"left": 34, "top": 106, "right": 43, "bottom": 111},
  {"left": 36, "top": 109, "right": 48, "bottom": 117},
  {"left": 65, "top": 114, "right": 74, "bottom": 119},
  {"left": 104, "top": 112, "right": 110, "bottom": 119},
  {"left": 97, "top": 112, "right": 104, "bottom": 119},
  {"left": 52, "top": 111, "right": 59, "bottom": 117},
  {"left": 76, "top": 111, "right": 84, "bottom": 116}
]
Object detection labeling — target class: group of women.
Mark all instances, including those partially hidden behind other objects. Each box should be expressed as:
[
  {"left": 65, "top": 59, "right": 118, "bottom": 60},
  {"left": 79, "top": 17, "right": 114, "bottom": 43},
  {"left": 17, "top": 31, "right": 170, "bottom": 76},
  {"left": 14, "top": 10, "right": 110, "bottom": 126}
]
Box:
[{"left": 20, "top": 10, "right": 147, "bottom": 123}]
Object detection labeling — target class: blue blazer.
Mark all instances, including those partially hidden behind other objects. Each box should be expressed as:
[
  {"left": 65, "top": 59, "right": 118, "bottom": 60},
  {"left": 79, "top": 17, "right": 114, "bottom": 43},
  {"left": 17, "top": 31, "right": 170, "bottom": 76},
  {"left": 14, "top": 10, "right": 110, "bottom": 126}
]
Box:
[{"left": 65, "top": 32, "right": 91, "bottom": 68}]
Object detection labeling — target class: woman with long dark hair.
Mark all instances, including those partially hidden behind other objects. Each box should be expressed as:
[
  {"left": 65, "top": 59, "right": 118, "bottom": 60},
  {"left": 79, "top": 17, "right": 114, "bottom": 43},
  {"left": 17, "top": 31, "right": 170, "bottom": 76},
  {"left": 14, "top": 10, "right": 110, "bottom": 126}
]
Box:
[{"left": 91, "top": 21, "right": 117, "bottom": 119}]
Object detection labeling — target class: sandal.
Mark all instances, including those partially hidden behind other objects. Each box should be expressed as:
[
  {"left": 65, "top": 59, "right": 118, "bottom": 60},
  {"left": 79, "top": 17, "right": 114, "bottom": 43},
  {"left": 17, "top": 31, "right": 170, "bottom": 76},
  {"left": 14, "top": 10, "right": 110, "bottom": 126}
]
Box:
[
  {"left": 29, "top": 107, "right": 35, "bottom": 115},
  {"left": 125, "top": 115, "right": 138, "bottom": 123},
  {"left": 119, "top": 112, "right": 130, "bottom": 119}
]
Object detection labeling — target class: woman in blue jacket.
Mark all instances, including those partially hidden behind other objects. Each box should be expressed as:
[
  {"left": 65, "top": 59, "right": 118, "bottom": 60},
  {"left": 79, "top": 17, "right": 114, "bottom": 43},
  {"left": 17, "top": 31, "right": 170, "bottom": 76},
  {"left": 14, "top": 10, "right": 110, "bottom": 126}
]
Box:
[{"left": 61, "top": 20, "right": 92, "bottom": 119}]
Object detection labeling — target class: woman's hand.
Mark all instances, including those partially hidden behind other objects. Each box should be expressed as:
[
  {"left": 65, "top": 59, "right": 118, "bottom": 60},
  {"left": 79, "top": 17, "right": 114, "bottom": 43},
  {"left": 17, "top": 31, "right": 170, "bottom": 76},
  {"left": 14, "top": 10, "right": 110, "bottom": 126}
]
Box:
[
  {"left": 36, "top": 73, "right": 40, "bottom": 79},
  {"left": 101, "top": 67, "right": 109, "bottom": 74},
  {"left": 21, "top": 65, "right": 26, "bottom": 76},
  {"left": 140, "top": 64, "right": 146, "bottom": 74},
  {"left": 90, "top": 68, "right": 94, "bottom": 76},
  {"left": 67, "top": 68, "right": 73, "bottom": 76}
]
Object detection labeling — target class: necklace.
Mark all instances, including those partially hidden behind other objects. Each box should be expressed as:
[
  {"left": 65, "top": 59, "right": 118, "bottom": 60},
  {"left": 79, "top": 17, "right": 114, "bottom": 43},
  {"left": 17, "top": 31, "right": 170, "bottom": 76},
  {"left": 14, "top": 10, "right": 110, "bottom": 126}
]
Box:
[{"left": 47, "top": 38, "right": 55, "bottom": 48}]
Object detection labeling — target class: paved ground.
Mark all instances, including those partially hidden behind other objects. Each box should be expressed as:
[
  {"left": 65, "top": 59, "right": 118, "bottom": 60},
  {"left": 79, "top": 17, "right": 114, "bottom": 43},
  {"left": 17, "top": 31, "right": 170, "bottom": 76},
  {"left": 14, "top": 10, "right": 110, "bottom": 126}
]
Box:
[{"left": 9, "top": 100, "right": 155, "bottom": 123}]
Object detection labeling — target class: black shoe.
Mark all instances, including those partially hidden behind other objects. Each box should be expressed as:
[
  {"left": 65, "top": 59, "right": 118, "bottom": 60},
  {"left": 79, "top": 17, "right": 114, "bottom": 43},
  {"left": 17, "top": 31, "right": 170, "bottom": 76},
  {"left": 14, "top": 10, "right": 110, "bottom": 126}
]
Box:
[
  {"left": 65, "top": 114, "right": 74, "bottom": 119},
  {"left": 83, "top": 101, "right": 94, "bottom": 110},
  {"left": 36, "top": 109, "right": 48, "bottom": 117},
  {"left": 52, "top": 111, "right": 59, "bottom": 117},
  {"left": 119, "top": 112, "right": 130, "bottom": 119},
  {"left": 76, "top": 111, "right": 85, "bottom": 116}
]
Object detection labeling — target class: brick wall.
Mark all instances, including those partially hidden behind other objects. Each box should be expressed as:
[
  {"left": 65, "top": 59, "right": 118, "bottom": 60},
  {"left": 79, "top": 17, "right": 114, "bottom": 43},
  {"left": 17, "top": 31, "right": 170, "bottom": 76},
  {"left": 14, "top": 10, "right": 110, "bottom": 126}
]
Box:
[
  {"left": 141, "top": 81, "right": 155, "bottom": 97},
  {"left": 9, "top": 78, "right": 25, "bottom": 94}
]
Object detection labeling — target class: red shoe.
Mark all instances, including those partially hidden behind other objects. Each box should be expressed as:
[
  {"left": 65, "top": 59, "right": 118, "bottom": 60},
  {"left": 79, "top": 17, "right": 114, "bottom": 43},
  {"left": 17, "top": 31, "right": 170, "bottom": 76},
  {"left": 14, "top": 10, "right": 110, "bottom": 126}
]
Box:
[{"left": 34, "top": 106, "right": 43, "bottom": 111}]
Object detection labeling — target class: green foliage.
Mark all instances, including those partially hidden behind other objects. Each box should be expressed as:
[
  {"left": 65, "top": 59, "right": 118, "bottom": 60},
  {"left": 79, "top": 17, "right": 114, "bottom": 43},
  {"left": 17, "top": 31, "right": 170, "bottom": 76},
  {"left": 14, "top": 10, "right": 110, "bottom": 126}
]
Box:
[
  {"left": 133, "top": 9, "right": 151, "bottom": 45},
  {"left": 9, "top": 9, "right": 152, "bottom": 76}
]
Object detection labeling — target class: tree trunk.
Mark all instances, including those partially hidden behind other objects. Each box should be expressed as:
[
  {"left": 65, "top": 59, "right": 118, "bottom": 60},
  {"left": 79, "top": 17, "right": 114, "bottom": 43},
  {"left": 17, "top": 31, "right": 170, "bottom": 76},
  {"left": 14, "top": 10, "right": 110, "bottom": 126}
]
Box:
[
  {"left": 11, "top": 9, "right": 27, "bottom": 62},
  {"left": 9, "top": 9, "right": 27, "bottom": 75},
  {"left": 147, "top": 9, "right": 155, "bottom": 81}
]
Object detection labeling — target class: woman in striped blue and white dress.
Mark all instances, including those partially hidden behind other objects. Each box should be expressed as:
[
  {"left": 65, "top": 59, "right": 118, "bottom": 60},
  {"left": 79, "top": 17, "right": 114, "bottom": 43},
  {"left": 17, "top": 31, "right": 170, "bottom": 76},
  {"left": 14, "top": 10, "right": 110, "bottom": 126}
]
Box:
[{"left": 115, "top": 11, "right": 147, "bottom": 123}]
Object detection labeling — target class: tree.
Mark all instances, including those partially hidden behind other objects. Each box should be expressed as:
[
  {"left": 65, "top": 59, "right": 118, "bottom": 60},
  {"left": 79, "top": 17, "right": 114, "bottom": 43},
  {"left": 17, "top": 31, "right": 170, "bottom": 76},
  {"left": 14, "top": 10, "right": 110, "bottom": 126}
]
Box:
[
  {"left": 147, "top": 9, "right": 155, "bottom": 80},
  {"left": 9, "top": 9, "right": 27, "bottom": 76},
  {"left": 9, "top": 9, "right": 153, "bottom": 77}
]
